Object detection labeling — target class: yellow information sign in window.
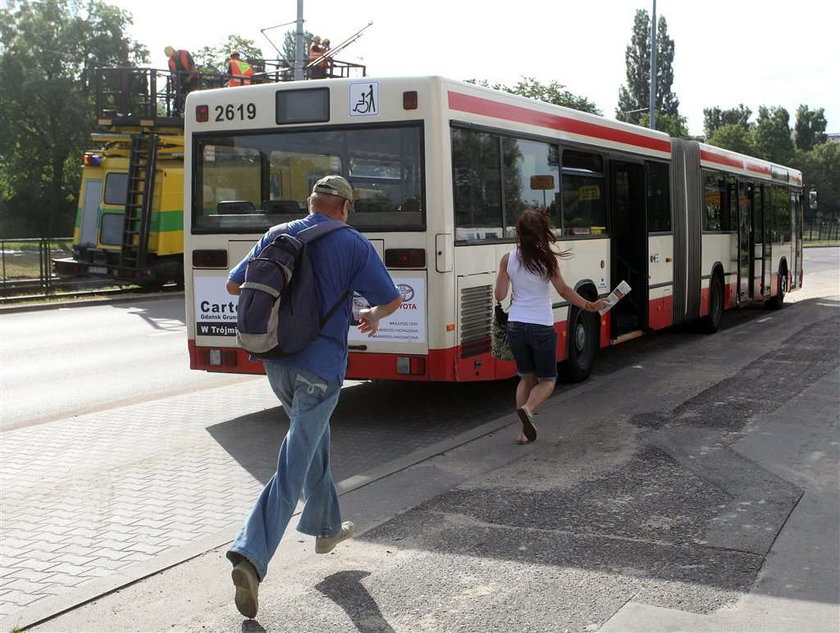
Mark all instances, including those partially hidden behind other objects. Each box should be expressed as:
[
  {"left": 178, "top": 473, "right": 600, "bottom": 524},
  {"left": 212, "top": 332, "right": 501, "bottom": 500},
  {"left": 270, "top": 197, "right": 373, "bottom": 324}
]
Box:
[{"left": 578, "top": 185, "right": 601, "bottom": 201}]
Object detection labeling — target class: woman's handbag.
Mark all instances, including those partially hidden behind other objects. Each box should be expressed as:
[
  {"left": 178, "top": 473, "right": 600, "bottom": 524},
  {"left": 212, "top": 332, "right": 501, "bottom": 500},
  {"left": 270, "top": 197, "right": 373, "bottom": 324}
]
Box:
[{"left": 491, "top": 302, "right": 514, "bottom": 361}]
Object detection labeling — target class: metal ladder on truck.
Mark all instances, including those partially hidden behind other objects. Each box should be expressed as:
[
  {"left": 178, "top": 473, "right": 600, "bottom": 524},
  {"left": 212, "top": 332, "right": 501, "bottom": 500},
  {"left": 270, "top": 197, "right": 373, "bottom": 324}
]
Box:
[{"left": 120, "top": 134, "right": 159, "bottom": 275}]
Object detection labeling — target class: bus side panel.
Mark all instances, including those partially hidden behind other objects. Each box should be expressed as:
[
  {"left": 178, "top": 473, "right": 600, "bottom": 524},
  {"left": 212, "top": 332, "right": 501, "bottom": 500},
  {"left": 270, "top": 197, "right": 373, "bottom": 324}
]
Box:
[
  {"left": 700, "top": 234, "right": 731, "bottom": 317},
  {"left": 648, "top": 234, "right": 674, "bottom": 330}
]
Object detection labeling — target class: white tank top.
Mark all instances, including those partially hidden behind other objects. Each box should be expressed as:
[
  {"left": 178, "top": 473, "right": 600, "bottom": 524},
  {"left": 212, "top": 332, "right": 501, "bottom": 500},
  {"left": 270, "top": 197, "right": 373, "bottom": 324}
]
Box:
[{"left": 506, "top": 249, "right": 553, "bottom": 326}]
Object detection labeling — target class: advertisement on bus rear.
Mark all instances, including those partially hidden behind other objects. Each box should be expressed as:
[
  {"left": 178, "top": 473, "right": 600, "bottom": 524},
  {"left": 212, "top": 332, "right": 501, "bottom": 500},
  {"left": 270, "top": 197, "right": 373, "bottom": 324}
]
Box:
[{"left": 193, "top": 275, "right": 426, "bottom": 344}]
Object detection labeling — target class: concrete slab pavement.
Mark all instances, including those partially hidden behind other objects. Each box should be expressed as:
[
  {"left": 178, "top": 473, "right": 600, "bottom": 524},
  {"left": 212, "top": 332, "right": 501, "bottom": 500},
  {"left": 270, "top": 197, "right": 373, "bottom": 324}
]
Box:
[{"left": 22, "top": 295, "right": 839, "bottom": 633}]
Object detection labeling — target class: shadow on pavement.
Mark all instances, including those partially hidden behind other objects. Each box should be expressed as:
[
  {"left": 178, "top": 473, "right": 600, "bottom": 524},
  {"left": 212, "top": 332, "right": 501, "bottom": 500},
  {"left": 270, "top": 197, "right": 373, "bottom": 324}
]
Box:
[
  {"left": 111, "top": 295, "right": 187, "bottom": 329},
  {"left": 316, "top": 570, "right": 396, "bottom": 633},
  {"left": 206, "top": 377, "right": 519, "bottom": 485}
]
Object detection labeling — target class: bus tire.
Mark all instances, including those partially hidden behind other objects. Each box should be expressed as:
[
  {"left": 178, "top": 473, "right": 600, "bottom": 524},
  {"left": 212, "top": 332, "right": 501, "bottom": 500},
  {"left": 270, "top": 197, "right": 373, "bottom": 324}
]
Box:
[
  {"left": 765, "top": 264, "right": 787, "bottom": 310},
  {"left": 562, "top": 305, "right": 598, "bottom": 382},
  {"left": 701, "top": 273, "right": 724, "bottom": 333}
]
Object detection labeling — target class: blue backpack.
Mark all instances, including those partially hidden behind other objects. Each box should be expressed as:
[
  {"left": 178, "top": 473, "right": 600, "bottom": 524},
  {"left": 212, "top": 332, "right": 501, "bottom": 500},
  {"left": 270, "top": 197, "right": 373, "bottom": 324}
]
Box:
[{"left": 236, "top": 220, "right": 350, "bottom": 358}]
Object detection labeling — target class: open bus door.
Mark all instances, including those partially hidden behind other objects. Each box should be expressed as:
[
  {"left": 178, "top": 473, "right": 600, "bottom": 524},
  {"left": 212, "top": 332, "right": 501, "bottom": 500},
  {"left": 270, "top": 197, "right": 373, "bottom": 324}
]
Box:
[
  {"left": 609, "top": 160, "right": 648, "bottom": 340},
  {"left": 737, "top": 182, "right": 750, "bottom": 303},
  {"left": 749, "top": 183, "right": 767, "bottom": 300}
]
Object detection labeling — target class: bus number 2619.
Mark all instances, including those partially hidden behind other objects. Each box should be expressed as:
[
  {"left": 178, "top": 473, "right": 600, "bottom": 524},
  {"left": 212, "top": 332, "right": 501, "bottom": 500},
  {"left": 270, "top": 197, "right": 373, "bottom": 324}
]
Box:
[{"left": 214, "top": 103, "right": 256, "bottom": 122}]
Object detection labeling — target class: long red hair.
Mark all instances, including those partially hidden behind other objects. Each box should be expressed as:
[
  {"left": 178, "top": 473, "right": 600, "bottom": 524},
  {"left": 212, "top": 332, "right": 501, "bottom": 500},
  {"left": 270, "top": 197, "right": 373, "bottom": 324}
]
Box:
[{"left": 515, "top": 209, "right": 569, "bottom": 279}]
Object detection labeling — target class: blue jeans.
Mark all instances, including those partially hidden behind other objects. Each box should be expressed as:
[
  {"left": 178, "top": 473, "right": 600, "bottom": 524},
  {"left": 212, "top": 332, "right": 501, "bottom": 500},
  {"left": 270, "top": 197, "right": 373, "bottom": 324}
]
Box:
[
  {"left": 226, "top": 362, "right": 343, "bottom": 581},
  {"left": 507, "top": 321, "right": 558, "bottom": 380}
]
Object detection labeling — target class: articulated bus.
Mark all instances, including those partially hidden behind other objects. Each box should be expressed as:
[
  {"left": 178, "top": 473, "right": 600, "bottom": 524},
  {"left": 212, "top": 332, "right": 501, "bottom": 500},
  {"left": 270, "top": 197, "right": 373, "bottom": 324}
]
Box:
[{"left": 183, "top": 76, "right": 803, "bottom": 382}]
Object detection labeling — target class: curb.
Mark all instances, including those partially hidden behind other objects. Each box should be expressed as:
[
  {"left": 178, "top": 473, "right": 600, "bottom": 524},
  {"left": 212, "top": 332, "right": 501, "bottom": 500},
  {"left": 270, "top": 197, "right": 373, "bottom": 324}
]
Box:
[{"left": 0, "top": 291, "right": 184, "bottom": 315}]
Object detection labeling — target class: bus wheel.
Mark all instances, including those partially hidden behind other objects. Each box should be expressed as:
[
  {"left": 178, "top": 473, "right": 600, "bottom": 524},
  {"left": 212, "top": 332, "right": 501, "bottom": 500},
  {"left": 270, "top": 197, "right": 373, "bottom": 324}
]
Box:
[
  {"left": 701, "top": 273, "right": 724, "bottom": 333},
  {"left": 562, "top": 305, "right": 597, "bottom": 382},
  {"left": 765, "top": 266, "right": 787, "bottom": 310}
]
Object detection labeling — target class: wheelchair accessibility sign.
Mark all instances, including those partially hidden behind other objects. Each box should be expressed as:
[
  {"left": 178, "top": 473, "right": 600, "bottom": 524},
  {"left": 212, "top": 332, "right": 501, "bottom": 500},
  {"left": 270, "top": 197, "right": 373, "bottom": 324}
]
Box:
[{"left": 349, "top": 82, "right": 379, "bottom": 117}]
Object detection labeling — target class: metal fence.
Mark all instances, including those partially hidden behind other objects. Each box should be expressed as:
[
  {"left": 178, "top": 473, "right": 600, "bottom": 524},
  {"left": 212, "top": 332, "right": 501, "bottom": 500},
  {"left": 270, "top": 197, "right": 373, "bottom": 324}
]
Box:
[
  {"left": 803, "top": 222, "right": 840, "bottom": 243},
  {"left": 0, "top": 237, "right": 74, "bottom": 297}
]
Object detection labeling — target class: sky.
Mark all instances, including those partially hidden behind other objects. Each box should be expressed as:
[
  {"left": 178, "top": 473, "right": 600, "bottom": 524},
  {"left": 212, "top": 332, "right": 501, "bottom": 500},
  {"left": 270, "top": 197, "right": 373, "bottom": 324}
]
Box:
[{"left": 108, "top": 0, "right": 840, "bottom": 137}]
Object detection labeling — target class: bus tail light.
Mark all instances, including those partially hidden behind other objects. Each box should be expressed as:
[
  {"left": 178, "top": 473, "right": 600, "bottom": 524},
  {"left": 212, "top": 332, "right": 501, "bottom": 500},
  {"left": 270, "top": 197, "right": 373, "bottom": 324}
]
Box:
[
  {"left": 196, "top": 105, "right": 209, "bottom": 122},
  {"left": 207, "top": 348, "right": 238, "bottom": 367},
  {"left": 403, "top": 91, "right": 418, "bottom": 110},
  {"left": 385, "top": 248, "right": 425, "bottom": 268},
  {"left": 193, "top": 249, "right": 228, "bottom": 268},
  {"left": 397, "top": 356, "right": 426, "bottom": 375}
]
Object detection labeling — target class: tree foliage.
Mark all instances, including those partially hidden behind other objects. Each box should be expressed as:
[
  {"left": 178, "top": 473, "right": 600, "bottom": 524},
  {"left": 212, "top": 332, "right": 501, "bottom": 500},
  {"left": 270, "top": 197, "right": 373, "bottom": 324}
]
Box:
[
  {"left": 793, "top": 105, "right": 827, "bottom": 152},
  {"left": 194, "top": 35, "right": 263, "bottom": 75},
  {"left": 703, "top": 105, "right": 752, "bottom": 137},
  {"left": 466, "top": 77, "right": 600, "bottom": 115},
  {"left": 795, "top": 141, "right": 840, "bottom": 220},
  {"left": 753, "top": 106, "right": 795, "bottom": 166},
  {"left": 638, "top": 112, "right": 690, "bottom": 139},
  {"left": 616, "top": 9, "right": 679, "bottom": 125},
  {"left": 705, "top": 124, "right": 757, "bottom": 156},
  {"left": 0, "top": 0, "right": 147, "bottom": 237},
  {"left": 282, "top": 30, "right": 316, "bottom": 66}
]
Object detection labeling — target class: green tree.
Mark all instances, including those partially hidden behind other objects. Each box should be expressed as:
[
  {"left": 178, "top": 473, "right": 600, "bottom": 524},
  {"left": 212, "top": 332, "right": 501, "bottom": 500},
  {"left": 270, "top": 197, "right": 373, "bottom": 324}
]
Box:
[
  {"left": 466, "top": 77, "right": 601, "bottom": 115},
  {"left": 794, "top": 141, "right": 840, "bottom": 221},
  {"left": 753, "top": 106, "right": 794, "bottom": 165},
  {"left": 703, "top": 105, "right": 752, "bottom": 137},
  {"left": 616, "top": 9, "right": 680, "bottom": 125},
  {"left": 639, "top": 112, "right": 690, "bottom": 139},
  {"left": 705, "top": 123, "right": 757, "bottom": 156},
  {"left": 282, "top": 29, "right": 316, "bottom": 66},
  {"left": 793, "top": 105, "right": 827, "bottom": 152},
  {"left": 0, "top": 0, "right": 147, "bottom": 237},
  {"left": 194, "top": 35, "right": 263, "bottom": 75}
]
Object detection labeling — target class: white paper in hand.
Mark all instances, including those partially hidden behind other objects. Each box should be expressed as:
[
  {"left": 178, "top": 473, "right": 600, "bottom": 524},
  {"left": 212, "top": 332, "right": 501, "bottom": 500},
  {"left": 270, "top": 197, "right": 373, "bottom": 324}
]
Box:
[{"left": 599, "top": 280, "right": 632, "bottom": 315}]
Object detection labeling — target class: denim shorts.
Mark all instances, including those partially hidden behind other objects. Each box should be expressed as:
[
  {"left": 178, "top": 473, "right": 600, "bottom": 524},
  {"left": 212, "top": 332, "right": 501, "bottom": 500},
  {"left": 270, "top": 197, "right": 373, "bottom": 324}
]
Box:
[{"left": 507, "top": 321, "right": 558, "bottom": 380}]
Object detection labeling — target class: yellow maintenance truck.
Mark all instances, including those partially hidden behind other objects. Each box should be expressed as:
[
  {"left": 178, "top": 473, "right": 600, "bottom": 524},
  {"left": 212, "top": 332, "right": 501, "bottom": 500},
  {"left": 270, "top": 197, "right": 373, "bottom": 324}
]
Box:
[{"left": 55, "top": 57, "right": 367, "bottom": 289}]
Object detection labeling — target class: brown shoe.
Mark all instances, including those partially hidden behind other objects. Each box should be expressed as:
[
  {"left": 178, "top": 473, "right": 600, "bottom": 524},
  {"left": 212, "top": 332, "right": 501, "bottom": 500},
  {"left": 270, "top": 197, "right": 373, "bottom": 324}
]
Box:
[{"left": 231, "top": 558, "right": 259, "bottom": 619}]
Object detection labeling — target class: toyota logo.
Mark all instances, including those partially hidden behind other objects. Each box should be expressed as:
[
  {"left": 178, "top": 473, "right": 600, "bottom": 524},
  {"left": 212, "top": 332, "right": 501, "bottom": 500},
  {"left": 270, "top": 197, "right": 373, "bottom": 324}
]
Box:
[{"left": 398, "top": 284, "right": 414, "bottom": 302}]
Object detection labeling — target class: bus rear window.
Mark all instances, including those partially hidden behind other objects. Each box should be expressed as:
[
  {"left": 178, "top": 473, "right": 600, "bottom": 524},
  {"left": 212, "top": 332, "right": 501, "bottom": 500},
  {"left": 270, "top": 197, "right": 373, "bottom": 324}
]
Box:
[{"left": 192, "top": 124, "right": 424, "bottom": 233}]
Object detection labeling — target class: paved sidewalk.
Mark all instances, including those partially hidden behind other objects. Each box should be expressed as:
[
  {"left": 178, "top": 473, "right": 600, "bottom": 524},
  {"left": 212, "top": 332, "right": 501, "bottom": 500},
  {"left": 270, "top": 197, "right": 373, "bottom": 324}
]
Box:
[
  {"left": 20, "top": 296, "right": 839, "bottom": 633},
  {"left": 0, "top": 369, "right": 515, "bottom": 630}
]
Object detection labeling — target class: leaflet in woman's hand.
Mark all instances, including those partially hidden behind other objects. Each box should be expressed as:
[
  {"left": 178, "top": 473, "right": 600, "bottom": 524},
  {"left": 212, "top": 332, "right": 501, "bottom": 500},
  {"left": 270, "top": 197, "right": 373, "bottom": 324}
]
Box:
[{"left": 598, "top": 281, "right": 632, "bottom": 315}]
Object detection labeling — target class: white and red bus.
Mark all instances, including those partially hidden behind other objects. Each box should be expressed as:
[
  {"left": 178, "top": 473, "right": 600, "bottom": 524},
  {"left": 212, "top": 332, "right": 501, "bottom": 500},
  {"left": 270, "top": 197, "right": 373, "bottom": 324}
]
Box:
[{"left": 183, "top": 76, "right": 803, "bottom": 382}]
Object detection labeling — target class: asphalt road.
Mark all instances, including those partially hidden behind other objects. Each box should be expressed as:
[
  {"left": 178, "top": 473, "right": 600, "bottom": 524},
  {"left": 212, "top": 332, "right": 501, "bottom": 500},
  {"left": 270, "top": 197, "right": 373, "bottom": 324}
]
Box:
[{"left": 0, "top": 298, "right": 259, "bottom": 431}]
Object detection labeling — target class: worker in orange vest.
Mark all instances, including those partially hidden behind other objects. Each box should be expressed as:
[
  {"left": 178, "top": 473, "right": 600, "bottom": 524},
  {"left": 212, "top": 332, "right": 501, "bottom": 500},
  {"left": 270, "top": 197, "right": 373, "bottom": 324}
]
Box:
[
  {"left": 227, "top": 51, "right": 254, "bottom": 87},
  {"left": 309, "top": 36, "right": 329, "bottom": 79},
  {"left": 164, "top": 46, "right": 198, "bottom": 114}
]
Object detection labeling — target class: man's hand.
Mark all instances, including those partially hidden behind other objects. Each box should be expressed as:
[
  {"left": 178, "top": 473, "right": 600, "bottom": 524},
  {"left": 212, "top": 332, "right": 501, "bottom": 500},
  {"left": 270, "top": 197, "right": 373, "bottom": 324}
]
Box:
[
  {"left": 356, "top": 295, "right": 403, "bottom": 337},
  {"left": 357, "top": 308, "right": 379, "bottom": 336}
]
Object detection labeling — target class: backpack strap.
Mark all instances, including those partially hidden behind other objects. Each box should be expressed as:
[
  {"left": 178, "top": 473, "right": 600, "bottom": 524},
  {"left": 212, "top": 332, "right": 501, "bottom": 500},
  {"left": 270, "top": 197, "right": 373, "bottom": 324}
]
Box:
[
  {"left": 320, "top": 289, "right": 351, "bottom": 328},
  {"left": 295, "top": 219, "right": 350, "bottom": 243},
  {"left": 297, "top": 220, "right": 353, "bottom": 327}
]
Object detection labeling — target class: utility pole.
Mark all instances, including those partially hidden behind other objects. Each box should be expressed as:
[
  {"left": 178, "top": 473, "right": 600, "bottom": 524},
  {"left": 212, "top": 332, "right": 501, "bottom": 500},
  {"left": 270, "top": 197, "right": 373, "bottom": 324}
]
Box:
[
  {"left": 648, "top": 0, "right": 657, "bottom": 129},
  {"left": 294, "top": 0, "right": 304, "bottom": 81}
]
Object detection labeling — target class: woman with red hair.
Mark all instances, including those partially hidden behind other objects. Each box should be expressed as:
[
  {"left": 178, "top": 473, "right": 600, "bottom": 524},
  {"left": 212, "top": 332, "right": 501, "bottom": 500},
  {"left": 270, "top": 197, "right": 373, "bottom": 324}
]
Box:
[{"left": 494, "top": 209, "right": 606, "bottom": 444}]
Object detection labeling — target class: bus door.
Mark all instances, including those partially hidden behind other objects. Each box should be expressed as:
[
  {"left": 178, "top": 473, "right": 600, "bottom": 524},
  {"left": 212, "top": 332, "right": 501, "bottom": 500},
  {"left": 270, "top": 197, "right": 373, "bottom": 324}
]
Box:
[
  {"left": 80, "top": 179, "right": 102, "bottom": 246},
  {"left": 609, "top": 161, "right": 648, "bottom": 338},
  {"left": 750, "top": 183, "right": 766, "bottom": 299},
  {"left": 737, "top": 182, "right": 750, "bottom": 302}
]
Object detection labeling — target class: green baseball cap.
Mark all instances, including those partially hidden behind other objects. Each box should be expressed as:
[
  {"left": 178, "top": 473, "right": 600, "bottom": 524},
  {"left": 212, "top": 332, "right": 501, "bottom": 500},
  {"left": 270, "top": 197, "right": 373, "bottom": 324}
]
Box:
[{"left": 312, "top": 175, "right": 353, "bottom": 206}]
